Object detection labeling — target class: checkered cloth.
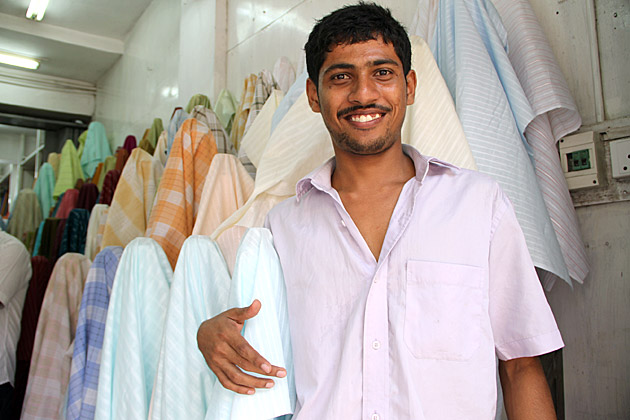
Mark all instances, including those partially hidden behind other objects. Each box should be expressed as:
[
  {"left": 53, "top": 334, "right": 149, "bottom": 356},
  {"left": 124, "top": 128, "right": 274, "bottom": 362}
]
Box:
[
  {"left": 146, "top": 118, "right": 217, "bottom": 268},
  {"left": 21, "top": 253, "right": 92, "bottom": 420},
  {"left": 66, "top": 247, "right": 123, "bottom": 420},
  {"left": 229, "top": 74, "right": 257, "bottom": 151}
]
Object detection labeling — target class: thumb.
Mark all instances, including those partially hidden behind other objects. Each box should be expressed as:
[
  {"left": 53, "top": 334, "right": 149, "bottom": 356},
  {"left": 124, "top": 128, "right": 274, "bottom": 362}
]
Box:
[{"left": 230, "top": 299, "right": 262, "bottom": 323}]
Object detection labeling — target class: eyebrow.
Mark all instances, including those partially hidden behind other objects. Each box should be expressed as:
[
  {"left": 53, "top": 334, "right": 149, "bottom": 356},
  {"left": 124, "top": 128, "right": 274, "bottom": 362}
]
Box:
[{"left": 323, "top": 59, "right": 400, "bottom": 76}]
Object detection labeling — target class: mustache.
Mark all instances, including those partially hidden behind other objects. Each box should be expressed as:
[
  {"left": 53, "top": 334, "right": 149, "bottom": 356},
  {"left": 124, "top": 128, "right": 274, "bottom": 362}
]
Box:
[{"left": 337, "top": 104, "right": 392, "bottom": 119}]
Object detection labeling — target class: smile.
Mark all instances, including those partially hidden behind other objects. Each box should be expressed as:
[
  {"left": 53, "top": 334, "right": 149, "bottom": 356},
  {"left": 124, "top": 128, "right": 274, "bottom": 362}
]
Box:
[{"left": 348, "top": 114, "right": 382, "bottom": 123}]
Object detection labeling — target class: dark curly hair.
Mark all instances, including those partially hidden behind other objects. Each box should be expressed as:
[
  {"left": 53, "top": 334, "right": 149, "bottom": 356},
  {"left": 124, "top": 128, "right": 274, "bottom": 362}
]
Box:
[{"left": 304, "top": 2, "right": 412, "bottom": 89}]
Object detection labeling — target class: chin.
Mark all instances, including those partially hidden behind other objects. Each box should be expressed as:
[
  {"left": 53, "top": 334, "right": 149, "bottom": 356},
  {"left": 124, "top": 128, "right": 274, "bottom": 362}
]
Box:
[{"left": 336, "top": 132, "right": 396, "bottom": 155}]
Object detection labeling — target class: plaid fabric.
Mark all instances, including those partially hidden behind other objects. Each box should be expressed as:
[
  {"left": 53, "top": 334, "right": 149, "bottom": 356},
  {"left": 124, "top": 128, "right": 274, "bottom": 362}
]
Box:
[
  {"left": 58, "top": 209, "right": 90, "bottom": 257},
  {"left": 66, "top": 247, "right": 123, "bottom": 420},
  {"left": 229, "top": 73, "right": 257, "bottom": 151},
  {"left": 190, "top": 105, "right": 234, "bottom": 154},
  {"left": 21, "top": 253, "right": 91, "bottom": 420},
  {"left": 146, "top": 118, "right": 217, "bottom": 268},
  {"left": 244, "top": 69, "right": 278, "bottom": 134},
  {"left": 101, "top": 148, "right": 163, "bottom": 249}
]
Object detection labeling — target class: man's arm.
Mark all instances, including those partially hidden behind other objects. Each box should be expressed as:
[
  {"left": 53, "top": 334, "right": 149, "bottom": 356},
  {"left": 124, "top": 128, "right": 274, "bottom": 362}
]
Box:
[{"left": 499, "top": 356, "right": 556, "bottom": 420}]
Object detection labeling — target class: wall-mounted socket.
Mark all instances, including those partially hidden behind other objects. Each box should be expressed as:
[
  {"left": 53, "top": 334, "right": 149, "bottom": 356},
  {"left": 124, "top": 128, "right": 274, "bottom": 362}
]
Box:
[
  {"left": 609, "top": 137, "right": 630, "bottom": 179},
  {"left": 559, "top": 131, "right": 604, "bottom": 190}
]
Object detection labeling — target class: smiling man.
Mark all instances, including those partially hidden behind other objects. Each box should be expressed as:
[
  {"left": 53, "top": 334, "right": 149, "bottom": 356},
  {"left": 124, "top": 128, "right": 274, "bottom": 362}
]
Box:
[{"left": 197, "top": 3, "right": 563, "bottom": 419}]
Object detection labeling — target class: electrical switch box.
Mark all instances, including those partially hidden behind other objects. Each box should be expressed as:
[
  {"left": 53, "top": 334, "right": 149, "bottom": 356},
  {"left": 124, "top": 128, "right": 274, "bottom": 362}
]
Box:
[
  {"left": 559, "top": 131, "right": 602, "bottom": 190},
  {"left": 609, "top": 137, "right": 630, "bottom": 179}
]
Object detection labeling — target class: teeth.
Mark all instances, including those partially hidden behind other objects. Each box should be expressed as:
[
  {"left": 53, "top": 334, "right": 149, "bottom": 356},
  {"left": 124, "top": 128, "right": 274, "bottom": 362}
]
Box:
[{"left": 350, "top": 114, "right": 381, "bottom": 122}]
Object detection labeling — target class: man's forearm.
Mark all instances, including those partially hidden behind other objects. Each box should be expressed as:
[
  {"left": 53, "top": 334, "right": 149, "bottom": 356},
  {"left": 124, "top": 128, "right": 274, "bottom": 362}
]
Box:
[{"left": 499, "top": 356, "right": 557, "bottom": 420}]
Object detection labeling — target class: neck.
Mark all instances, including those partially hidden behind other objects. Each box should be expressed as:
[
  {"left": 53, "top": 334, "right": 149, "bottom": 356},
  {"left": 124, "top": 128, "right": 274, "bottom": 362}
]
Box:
[{"left": 331, "top": 142, "right": 415, "bottom": 193}]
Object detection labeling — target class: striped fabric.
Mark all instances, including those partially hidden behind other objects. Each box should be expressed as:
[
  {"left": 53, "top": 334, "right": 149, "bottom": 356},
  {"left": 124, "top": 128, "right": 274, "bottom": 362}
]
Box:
[
  {"left": 190, "top": 105, "right": 234, "bottom": 155},
  {"left": 94, "top": 238, "right": 172, "bottom": 420},
  {"left": 428, "top": 0, "right": 571, "bottom": 285},
  {"left": 55, "top": 189, "right": 79, "bottom": 219},
  {"left": 492, "top": 0, "right": 588, "bottom": 289},
  {"left": 146, "top": 118, "right": 218, "bottom": 268},
  {"left": 211, "top": 36, "right": 477, "bottom": 240},
  {"left": 150, "top": 230, "right": 294, "bottom": 420},
  {"left": 21, "top": 253, "right": 92, "bottom": 420},
  {"left": 270, "top": 72, "right": 307, "bottom": 134},
  {"left": 192, "top": 154, "right": 254, "bottom": 237},
  {"left": 240, "top": 89, "right": 285, "bottom": 168},
  {"left": 98, "top": 170, "right": 121, "bottom": 206},
  {"left": 85, "top": 204, "right": 109, "bottom": 261},
  {"left": 7, "top": 189, "right": 42, "bottom": 245},
  {"left": 96, "top": 209, "right": 109, "bottom": 255},
  {"left": 244, "top": 70, "right": 278, "bottom": 135},
  {"left": 66, "top": 247, "right": 123, "bottom": 420},
  {"left": 34, "top": 163, "right": 57, "bottom": 219},
  {"left": 59, "top": 209, "right": 90, "bottom": 257},
  {"left": 229, "top": 74, "right": 257, "bottom": 151},
  {"left": 101, "top": 148, "right": 163, "bottom": 249},
  {"left": 81, "top": 122, "right": 112, "bottom": 179}
]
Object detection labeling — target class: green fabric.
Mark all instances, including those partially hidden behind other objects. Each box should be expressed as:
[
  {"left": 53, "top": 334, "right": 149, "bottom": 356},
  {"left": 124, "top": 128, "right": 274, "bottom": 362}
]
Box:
[
  {"left": 7, "top": 188, "right": 42, "bottom": 245},
  {"left": 76, "top": 130, "right": 88, "bottom": 159},
  {"left": 214, "top": 89, "right": 237, "bottom": 134},
  {"left": 147, "top": 118, "right": 164, "bottom": 148},
  {"left": 81, "top": 121, "right": 112, "bottom": 178},
  {"left": 185, "top": 94, "right": 212, "bottom": 114},
  {"left": 53, "top": 140, "right": 84, "bottom": 198},
  {"left": 34, "top": 162, "right": 56, "bottom": 219}
]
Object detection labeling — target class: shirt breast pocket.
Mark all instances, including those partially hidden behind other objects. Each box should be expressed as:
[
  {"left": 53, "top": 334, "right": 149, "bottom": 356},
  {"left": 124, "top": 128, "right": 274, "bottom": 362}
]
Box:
[{"left": 404, "top": 260, "right": 484, "bottom": 361}]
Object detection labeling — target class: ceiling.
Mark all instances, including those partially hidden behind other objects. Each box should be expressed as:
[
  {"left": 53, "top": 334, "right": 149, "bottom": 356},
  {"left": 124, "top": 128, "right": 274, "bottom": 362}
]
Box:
[{"left": 0, "top": 0, "right": 153, "bottom": 83}]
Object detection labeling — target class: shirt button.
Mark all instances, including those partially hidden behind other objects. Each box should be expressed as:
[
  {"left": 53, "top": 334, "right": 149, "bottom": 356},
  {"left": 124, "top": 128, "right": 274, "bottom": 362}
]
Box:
[
  {"left": 372, "top": 340, "right": 381, "bottom": 350},
  {"left": 340, "top": 219, "right": 346, "bottom": 228},
  {"left": 372, "top": 414, "right": 380, "bottom": 420}
]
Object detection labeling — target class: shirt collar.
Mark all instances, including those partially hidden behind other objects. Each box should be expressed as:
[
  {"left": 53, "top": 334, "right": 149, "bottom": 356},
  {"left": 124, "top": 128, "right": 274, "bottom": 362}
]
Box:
[{"left": 295, "top": 144, "right": 460, "bottom": 201}]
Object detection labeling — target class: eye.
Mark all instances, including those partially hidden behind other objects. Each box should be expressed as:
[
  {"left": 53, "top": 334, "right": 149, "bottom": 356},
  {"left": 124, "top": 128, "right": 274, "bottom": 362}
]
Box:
[
  {"left": 375, "top": 69, "right": 393, "bottom": 77},
  {"left": 331, "top": 73, "right": 349, "bottom": 81}
]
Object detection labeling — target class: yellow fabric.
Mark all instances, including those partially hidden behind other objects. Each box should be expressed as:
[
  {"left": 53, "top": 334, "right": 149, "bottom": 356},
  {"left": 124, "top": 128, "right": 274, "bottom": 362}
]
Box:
[
  {"left": 239, "top": 89, "right": 284, "bottom": 168},
  {"left": 76, "top": 130, "right": 88, "bottom": 159},
  {"left": 147, "top": 118, "right": 164, "bottom": 148},
  {"left": 101, "top": 148, "right": 163, "bottom": 249},
  {"left": 229, "top": 74, "right": 257, "bottom": 151},
  {"left": 53, "top": 140, "right": 85, "bottom": 199},
  {"left": 212, "top": 36, "right": 477, "bottom": 240},
  {"left": 47, "top": 153, "right": 60, "bottom": 180}
]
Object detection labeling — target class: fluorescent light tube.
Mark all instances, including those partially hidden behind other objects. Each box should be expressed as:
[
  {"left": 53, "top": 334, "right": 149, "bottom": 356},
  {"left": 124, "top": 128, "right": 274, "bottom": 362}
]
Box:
[
  {"left": 26, "top": 0, "right": 50, "bottom": 21},
  {"left": 0, "top": 52, "right": 40, "bottom": 70}
]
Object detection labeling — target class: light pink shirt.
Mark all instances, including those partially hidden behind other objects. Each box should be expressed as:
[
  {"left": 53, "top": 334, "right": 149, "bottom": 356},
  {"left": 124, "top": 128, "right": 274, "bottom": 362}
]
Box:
[{"left": 266, "top": 145, "right": 563, "bottom": 420}]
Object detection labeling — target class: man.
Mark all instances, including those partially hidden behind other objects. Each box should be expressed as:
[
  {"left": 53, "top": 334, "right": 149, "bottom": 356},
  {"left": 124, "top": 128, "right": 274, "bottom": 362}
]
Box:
[
  {"left": 0, "top": 230, "right": 32, "bottom": 417},
  {"left": 198, "top": 3, "right": 563, "bottom": 419}
]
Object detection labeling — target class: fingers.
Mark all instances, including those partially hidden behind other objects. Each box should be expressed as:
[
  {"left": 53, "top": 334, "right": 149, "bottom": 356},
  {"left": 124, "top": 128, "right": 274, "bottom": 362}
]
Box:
[
  {"left": 229, "top": 340, "right": 287, "bottom": 378},
  {"left": 227, "top": 299, "right": 262, "bottom": 323},
  {"left": 213, "top": 362, "right": 274, "bottom": 395}
]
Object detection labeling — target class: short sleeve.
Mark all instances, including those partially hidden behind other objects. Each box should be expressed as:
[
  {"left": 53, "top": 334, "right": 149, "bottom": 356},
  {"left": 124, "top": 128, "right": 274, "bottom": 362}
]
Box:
[
  {"left": 0, "top": 238, "right": 32, "bottom": 307},
  {"left": 488, "top": 191, "right": 564, "bottom": 360}
]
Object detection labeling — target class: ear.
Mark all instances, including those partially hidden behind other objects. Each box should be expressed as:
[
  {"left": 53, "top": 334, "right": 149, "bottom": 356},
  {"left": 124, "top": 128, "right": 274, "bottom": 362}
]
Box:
[
  {"left": 306, "top": 78, "right": 321, "bottom": 113},
  {"left": 405, "top": 69, "right": 417, "bottom": 106}
]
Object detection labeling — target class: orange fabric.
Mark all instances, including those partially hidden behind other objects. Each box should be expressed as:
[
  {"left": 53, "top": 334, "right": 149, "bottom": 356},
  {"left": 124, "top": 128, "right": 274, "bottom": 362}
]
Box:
[
  {"left": 146, "top": 118, "right": 218, "bottom": 268},
  {"left": 92, "top": 162, "right": 104, "bottom": 186}
]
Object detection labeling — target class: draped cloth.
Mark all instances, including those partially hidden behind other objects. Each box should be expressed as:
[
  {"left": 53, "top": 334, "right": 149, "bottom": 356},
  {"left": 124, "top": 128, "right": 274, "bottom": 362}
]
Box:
[
  {"left": 53, "top": 140, "right": 84, "bottom": 199},
  {"left": 230, "top": 74, "right": 257, "bottom": 151},
  {"left": 114, "top": 148, "right": 130, "bottom": 172},
  {"left": 239, "top": 89, "right": 284, "bottom": 169},
  {"left": 272, "top": 56, "right": 296, "bottom": 94},
  {"left": 215, "top": 89, "right": 238, "bottom": 135},
  {"left": 37, "top": 218, "right": 62, "bottom": 262},
  {"left": 76, "top": 131, "right": 88, "bottom": 160},
  {"left": 21, "top": 253, "right": 91, "bottom": 420},
  {"left": 101, "top": 149, "right": 163, "bottom": 249},
  {"left": 492, "top": 0, "right": 588, "bottom": 288},
  {"left": 34, "top": 163, "right": 57, "bottom": 219},
  {"left": 123, "top": 135, "right": 137, "bottom": 154},
  {"left": 48, "top": 153, "right": 61, "bottom": 181},
  {"left": 211, "top": 37, "right": 477, "bottom": 241},
  {"left": 244, "top": 70, "right": 278, "bottom": 135},
  {"left": 91, "top": 164, "right": 105, "bottom": 188},
  {"left": 77, "top": 183, "right": 99, "bottom": 212},
  {"left": 146, "top": 118, "right": 218, "bottom": 268},
  {"left": 154, "top": 131, "right": 168, "bottom": 167},
  {"left": 12, "top": 256, "right": 54, "bottom": 418},
  {"left": 54, "top": 188, "right": 79, "bottom": 219},
  {"left": 94, "top": 238, "right": 172, "bottom": 420},
  {"left": 7, "top": 189, "right": 42, "bottom": 245},
  {"left": 190, "top": 105, "right": 234, "bottom": 155},
  {"left": 98, "top": 170, "right": 121, "bottom": 206},
  {"left": 146, "top": 118, "right": 164, "bottom": 149},
  {"left": 167, "top": 108, "right": 189, "bottom": 158},
  {"left": 185, "top": 94, "right": 212, "bottom": 113},
  {"left": 150, "top": 230, "right": 295, "bottom": 420},
  {"left": 59, "top": 209, "right": 90, "bottom": 257},
  {"left": 85, "top": 204, "right": 109, "bottom": 261},
  {"left": 192, "top": 154, "right": 254, "bottom": 237},
  {"left": 67, "top": 247, "right": 123, "bottom": 420},
  {"left": 428, "top": 0, "right": 571, "bottom": 286},
  {"left": 81, "top": 122, "right": 112, "bottom": 179}
]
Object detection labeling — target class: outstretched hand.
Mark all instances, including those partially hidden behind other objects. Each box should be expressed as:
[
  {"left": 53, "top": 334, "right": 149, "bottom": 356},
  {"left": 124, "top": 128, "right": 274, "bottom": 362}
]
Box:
[{"left": 197, "top": 299, "right": 287, "bottom": 394}]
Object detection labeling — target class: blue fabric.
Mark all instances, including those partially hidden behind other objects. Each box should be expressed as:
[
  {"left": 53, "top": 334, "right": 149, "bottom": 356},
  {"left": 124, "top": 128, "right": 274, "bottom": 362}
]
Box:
[
  {"left": 52, "top": 192, "right": 65, "bottom": 217},
  {"left": 150, "top": 229, "right": 295, "bottom": 420},
  {"left": 33, "top": 221, "right": 45, "bottom": 256},
  {"left": 66, "top": 247, "right": 123, "bottom": 420},
  {"left": 270, "top": 71, "right": 308, "bottom": 135},
  {"left": 167, "top": 109, "right": 189, "bottom": 158},
  {"left": 59, "top": 209, "right": 90, "bottom": 257},
  {"left": 81, "top": 122, "right": 112, "bottom": 178},
  {"left": 34, "top": 162, "right": 57, "bottom": 219},
  {"left": 94, "top": 238, "right": 173, "bottom": 420}
]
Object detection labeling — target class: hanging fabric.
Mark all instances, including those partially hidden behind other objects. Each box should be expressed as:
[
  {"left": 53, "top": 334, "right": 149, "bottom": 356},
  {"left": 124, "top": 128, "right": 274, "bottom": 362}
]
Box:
[
  {"left": 77, "top": 183, "right": 99, "bottom": 212},
  {"left": 114, "top": 148, "right": 130, "bottom": 172},
  {"left": 7, "top": 189, "right": 42, "bottom": 245},
  {"left": 214, "top": 89, "right": 237, "bottom": 134},
  {"left": 230, "top": 74, "right": 257, "bottom": 151},
  {"left": 239, "top": 89, "right": 284, "bottom": 169},
  {"left": 243, "top": 70, "right": 278, "bottom": 134},
  {"left": 47, "top": 153, "right": 61, "bottom": 181},
  {"left": 94, "top": 238, "right": 172, "bottom": 420},
  {"left": 85, "top": 204, "right": 109, "bottom": 261},
  {"left": 153, "top": 131, "right": 168, "bottom": 167},
  {"left": 53, "top": 140, "right": 84, "bottom": 199},
  {"left": 76, "top": 130, "right": 88, "bottom": 160},
  {"left": 145, "top": 118, "right": 217, "bottom": 268},
  {"left": 58, "top": 209, "right": 90, "bottom": 257},
  {"left": 33, "top": 163, "right": 56, "bottom": 219},
  {"left": 21, "top": 253, "right": 91, "bottom": 420},
  {"left": 81, "top": 122, "right": 112, "bottom": 179},
  {"left": 166, "top": 108, "right": 189, "bottom": 157},
  {"left": 190, "top": 105, "right": 234, "bottom": 154},
  {"left": 122, "top": 135, "right": 137, "bottom": 154},
  {"left": 98, "top": 170, "right": 121, "bottom": 206},
  {"left": 270, "top": 71, "right": 308, "bottom": 135},
  {"left": 150, "top": 230, "right": 295, "bottom": 420},
  {"left": 272, "top": 56, "right": 296, "bottom": 94},
  {"left": 66, "top": 246, "right": 123, "bottom": 420},
  {"left": 185, "top": 94, "right": 212, "bottom": 113},
  {"left": 35, "top": 218, "right": 62, "bottom": 262},
  {"left": 54, "top": 188, "right": 79, "bottom": 219}
]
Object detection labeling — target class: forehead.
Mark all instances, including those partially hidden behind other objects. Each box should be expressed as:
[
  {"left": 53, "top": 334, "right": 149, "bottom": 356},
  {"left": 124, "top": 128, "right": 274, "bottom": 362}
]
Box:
[{"left": 321, "top": 38, "right": 401, "bottom": 69}]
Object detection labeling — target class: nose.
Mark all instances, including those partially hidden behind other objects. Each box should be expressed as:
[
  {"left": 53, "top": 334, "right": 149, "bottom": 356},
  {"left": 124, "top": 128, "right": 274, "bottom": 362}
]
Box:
[{"left": 347, "top": 74, "right": 379, "bottom": 105}]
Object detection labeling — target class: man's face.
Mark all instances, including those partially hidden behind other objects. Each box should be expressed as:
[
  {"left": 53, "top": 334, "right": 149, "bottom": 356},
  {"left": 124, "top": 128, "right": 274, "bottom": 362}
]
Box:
[{"left": 306, "top": 37, "right": 416, "bottom": 156}]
